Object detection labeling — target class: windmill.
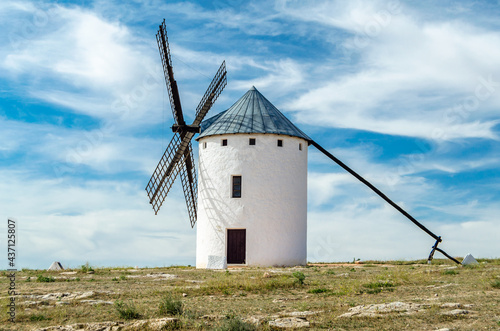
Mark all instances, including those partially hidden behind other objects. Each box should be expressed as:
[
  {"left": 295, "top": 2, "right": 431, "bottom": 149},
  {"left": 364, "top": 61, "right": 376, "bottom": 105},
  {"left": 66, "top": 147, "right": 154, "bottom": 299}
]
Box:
[
  {"left": 145, "top": 20, "right": 227, "bottom": 228},
  {"left": 145, "top": 21, "right": 458, "bottom": 267}
]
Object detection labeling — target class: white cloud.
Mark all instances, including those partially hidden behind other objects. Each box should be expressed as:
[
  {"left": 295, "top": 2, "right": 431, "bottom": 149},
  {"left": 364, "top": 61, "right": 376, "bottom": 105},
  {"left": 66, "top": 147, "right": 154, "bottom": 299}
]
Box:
[
  {"left": 278, "top": 0, "right": 500, "bottom": 141},
  {"left": 0, "top": 168, "right": 195, "bottom": 269}
]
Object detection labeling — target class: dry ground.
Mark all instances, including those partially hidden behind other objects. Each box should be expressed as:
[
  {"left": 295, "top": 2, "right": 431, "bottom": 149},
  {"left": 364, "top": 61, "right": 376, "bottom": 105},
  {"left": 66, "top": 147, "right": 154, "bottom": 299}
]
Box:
[{"left": 1, "top": 259, "right": 500, "bottom": 330}]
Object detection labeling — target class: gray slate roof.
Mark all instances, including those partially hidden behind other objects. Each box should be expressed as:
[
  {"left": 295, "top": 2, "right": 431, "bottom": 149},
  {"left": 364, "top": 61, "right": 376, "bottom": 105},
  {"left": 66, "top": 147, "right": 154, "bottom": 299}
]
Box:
[{"left": 197, "top": 86, "right": 311, "bottom": 141}]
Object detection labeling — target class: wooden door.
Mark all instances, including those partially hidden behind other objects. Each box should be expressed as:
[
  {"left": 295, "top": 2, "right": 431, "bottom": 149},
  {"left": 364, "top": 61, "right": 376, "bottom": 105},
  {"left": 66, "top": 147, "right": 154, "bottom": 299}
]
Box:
[{"left": 227, "top": 229, "right": 246, "bottom": 264}]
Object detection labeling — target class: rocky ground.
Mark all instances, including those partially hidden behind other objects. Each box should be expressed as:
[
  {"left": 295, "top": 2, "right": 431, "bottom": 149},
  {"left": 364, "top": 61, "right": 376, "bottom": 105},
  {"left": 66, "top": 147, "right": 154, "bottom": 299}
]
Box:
[{"left": 1, "top": 259, "right": 499, "bottom": 330}]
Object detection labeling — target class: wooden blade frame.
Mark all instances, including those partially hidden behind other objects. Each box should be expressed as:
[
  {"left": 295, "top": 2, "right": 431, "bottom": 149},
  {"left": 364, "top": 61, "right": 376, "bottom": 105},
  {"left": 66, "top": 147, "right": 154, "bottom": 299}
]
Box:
[
  {"left": 157, "top": 19, "right": 185, "bottom": 126},
  {"left": 192, "top": 61, "right": 227, "bottom": 126},
  {"left": 179, "top": 143, "right": 197, "bottom": 228},
  {"left": 147, "top": 20, "right": 227, "bottom": 228},
  {"left": 146, "top": 132, "right": 183, "bottom": 214}
]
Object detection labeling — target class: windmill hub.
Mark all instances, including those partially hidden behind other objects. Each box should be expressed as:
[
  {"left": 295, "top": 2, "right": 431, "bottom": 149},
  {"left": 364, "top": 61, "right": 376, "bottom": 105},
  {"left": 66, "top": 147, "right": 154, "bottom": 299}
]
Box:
[{"left": 171, "top": 124, "right": 201, "bottom": 133}]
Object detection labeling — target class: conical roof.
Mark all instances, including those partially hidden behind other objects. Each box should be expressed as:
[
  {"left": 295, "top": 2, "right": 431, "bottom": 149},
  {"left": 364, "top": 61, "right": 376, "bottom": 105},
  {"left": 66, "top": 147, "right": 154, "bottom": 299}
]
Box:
[{"left": 197, "top": 86, "right": 311, "bottom": 141}]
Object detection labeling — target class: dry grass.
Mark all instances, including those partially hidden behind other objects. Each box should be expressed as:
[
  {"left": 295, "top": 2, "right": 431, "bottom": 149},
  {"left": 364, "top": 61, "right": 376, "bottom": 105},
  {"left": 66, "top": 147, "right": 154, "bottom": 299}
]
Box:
[{"left": 1, "top": 259, "right": 499, "bottom": 330}]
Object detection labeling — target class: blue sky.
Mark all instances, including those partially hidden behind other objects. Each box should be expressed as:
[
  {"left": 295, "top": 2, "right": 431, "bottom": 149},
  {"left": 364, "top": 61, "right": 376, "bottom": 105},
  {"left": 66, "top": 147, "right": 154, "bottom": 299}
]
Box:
[{"left": 1, "top": 0, "right": 499, "bottom": 269}]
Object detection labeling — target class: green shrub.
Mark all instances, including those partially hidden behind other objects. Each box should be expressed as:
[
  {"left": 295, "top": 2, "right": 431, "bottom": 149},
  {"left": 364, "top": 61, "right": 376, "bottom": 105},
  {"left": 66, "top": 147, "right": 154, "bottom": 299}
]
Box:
[
  {"left": 292, "top": 271, "right": 306, "bottom": 285},
  {"left": 30, "top": 314, "right": 49, "bottom": 321},
  {"left": 361, "top": 281, "right": 395, "bottom": 294},
  {"left": 308, "top": 288, "right": 329, "bottom": 294},
  {"left": 81, "top": 263, "right": 94, "bottom": 273},
  {"left": 120, "top": 275, "right": 127, "bottom": 281},
  {"left": 491, "top": 280, "right": 500, "bottom": 289},
  {"left": 158, "top": 294, "right": 183, "bottom": 316},
  {"left": 442, "top": 269, "right": 459, "bottom": 275},
  {"left": 36, "top": 275, "right": 55, "bottom": 283},
  {"left": 114, "top": 300, "right": 141, "bottom": 320}
]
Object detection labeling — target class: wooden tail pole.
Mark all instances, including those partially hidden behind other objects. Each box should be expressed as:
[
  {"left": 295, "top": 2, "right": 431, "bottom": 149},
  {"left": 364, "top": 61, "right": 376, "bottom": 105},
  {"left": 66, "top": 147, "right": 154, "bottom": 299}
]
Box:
[{"left": 311, "top": 140, "right": 461, "bottom": 265}]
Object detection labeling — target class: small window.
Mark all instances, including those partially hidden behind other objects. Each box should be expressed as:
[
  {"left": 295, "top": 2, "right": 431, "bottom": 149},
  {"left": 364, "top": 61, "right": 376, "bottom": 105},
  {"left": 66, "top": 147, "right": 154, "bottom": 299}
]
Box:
[
  {"left": 222, "top": 139, "right": 228, "bottom": 146},
  {"left": 299, "top": 143, "right": 302, "bottom": 151},
  {"left": 203, "top": 142, "right": 207, "bottom": 149},
  {"left": 277, "top": 139, "right": 283, "bottom": 147},
  {"left": 249, "top": 138, "right": 256, "bottom": 145},
  {"left": 232, "top": 176, "right": 242, "bottom": 198}
]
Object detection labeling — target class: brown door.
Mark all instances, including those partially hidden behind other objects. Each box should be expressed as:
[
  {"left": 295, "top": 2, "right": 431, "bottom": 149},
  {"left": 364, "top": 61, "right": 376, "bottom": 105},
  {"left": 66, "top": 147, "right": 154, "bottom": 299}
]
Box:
[{"left": 227, "top": 229, "right": 246, "bottom": 264}]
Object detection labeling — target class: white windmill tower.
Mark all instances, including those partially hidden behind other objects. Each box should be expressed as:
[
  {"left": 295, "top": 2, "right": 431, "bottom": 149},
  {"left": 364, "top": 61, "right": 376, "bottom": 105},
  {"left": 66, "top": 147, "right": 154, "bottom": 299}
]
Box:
[
  {"left": 146, "top": 20, "right": 462, "bottom": 268},
  {"left": 195, "top": 86, "right": 311, "bottom": 268}
]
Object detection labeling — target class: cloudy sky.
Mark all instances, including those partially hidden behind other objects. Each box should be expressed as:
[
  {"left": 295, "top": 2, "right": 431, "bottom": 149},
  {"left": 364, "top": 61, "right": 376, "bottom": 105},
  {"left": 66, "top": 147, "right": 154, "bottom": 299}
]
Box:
[{"left": 1, "top": 0, "right": 499, "bottom": 269}]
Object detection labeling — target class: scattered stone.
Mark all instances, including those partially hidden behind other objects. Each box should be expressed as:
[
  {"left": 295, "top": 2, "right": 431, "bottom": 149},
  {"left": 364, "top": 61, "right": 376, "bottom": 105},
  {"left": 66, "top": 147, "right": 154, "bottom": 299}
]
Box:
[
  {"left": 284, "top": 311, "right": 323, "bottom": 317},
  {"left": 19, "top": 301, "right": 48, "bottom": 307},
  {"left": 20, "top": 291, "right": 113, "bottom": 303},
  {"left": 441, "top": 309, "right": 470, "bottom": 316},
  {"left": 182, "top": 293, "right": 188, "bottom": 297},
  {"left": 272, "top": 297, "right": 299, "bottom": 303},
  {"left": 243, "top": 315, "right": 265, "bottom": 325},
  {"left": 47, "top": 261, "right": 64, "bottom": 271},
  {"left": 79, "top": 300, "right": 114, "bottom": 305},
  {"left": 146, "top": 272, "right": 177, "bottom": 279},
  {"left": 34, "top": 318, "right": 179, "bottom": 331},
  {"left": 269, "top": 317, "right": 310, "bottom": 329},
  {"left": 339, "top": 302, "right": 429, "bottom": 318},
  {"left": 201, "top": 314, "right": 228, "bottom": 320},
  {"left": 426, "top": 283, "right": 457, "bottom": 289},
  {"left": 355, "top": 260, "right": 363, "bottom": 264},
  {"left": 462, "top": 253, "right": 479, "bottom": 266},
  {"left": 440, "top": 303, "right": 462, "bottom": 309},
  {"left": 87, "top": 270, "right": 94, "bottom": 274},
  {"left": 60, "top": 271, "right": 77, "bottom": 275}
]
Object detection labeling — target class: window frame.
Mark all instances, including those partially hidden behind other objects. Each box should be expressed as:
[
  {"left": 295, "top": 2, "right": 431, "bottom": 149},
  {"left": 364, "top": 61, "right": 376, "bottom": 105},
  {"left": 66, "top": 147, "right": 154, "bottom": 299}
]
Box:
[
  {"left": 277, "top": 139, "right": 283, "bottom": 147},
  {"left": 231, "top": 175, "right": 242, "bottom": 198},
  {"left": 222, "top": 139, "right": 228, "bottom": 146}
]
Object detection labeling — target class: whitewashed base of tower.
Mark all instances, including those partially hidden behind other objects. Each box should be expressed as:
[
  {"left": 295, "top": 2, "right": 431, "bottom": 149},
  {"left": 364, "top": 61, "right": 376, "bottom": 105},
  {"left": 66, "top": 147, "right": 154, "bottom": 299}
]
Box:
[{"left": 196, "top": 133, "right": 308, "bottom": 268}]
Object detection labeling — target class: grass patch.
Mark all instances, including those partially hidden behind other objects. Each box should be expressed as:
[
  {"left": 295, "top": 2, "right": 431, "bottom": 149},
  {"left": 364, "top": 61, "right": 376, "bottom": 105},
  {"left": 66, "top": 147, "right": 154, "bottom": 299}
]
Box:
[
  {"left": 360, "top": 281, "right": 395, "bottom": 294},
  {"left": 36, "top": 275, "right": 55, "bottom": 283},
  {"left": 215, "top": 316, "right": 256, "bottom": 331},
  {"left": 30, "top": 314, "right": 50, "bottom": 321},
  {"left": 114, "top": 300, "right": 141, "bottom": 320},
  {"left": 292, "top": 271, "right": 306, "bottom": 285},
  {"left": 8, "top": 259, "right": 500, "bottom": 330},
  {"left": 442, "top": 269, "right": 459, "bottom": 275},
  {"left": 158, "top": 294, "right": 183, "bottom": 316}
]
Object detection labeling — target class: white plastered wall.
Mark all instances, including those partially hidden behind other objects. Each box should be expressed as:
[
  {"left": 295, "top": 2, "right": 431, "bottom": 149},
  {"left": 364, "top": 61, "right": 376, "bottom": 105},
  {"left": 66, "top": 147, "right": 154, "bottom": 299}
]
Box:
[{"left": 196, "top": 133, "right": 308, "bottom": 268}]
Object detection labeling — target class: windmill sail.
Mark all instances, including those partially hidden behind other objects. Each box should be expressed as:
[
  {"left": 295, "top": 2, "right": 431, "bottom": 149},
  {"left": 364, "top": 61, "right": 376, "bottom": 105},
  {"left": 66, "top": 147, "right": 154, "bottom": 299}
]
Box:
[{"left": 146, "top": 19, "right": 227, "bottom": 228}]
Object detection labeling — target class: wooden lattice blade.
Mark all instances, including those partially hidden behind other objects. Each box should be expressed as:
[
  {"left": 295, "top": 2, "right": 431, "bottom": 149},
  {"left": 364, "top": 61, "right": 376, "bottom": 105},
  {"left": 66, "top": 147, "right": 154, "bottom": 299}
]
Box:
[
  {"left": 157, "top": 20, "right": 185, "bottom": 126},
  {"left": 179, "top": 143, "right": 198, "bottom": 228},
  {"left": 192, "top": 61, "right": 227, "bottom": 126},
  {"left": 146, "top": 133, "right": 181, "bottom": 214}
]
